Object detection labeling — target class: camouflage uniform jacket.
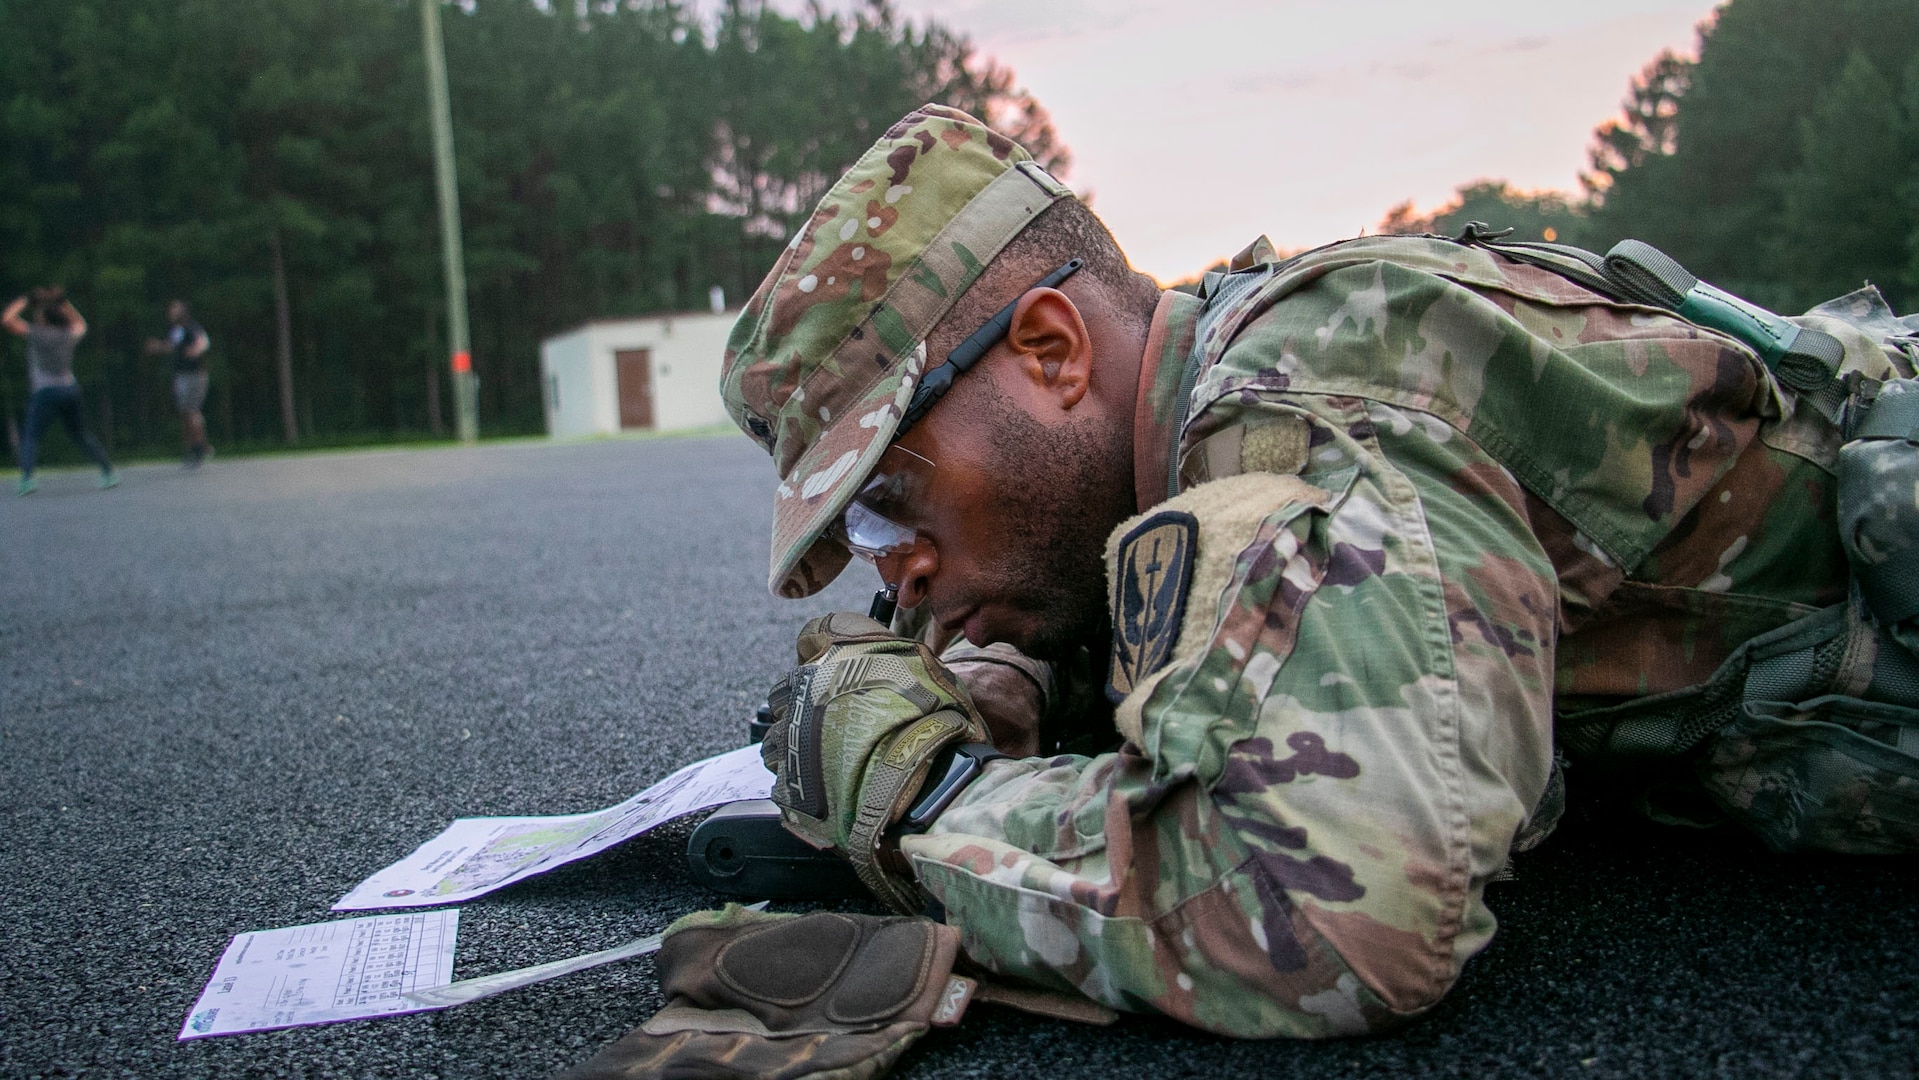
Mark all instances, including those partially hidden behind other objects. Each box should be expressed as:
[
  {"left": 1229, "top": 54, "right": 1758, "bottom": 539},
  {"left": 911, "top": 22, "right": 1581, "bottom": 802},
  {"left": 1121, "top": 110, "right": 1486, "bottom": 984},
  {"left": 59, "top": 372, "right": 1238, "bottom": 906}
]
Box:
[{"left": 896, "top": 234, "right": 1878, "bottom": 1037}]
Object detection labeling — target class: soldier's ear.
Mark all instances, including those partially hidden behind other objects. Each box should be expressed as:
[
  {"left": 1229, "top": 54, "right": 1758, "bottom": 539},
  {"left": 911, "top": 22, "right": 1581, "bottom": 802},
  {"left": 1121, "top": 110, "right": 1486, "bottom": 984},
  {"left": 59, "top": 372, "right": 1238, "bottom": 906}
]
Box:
[{"left": 1005, "top": 287, "right": 1090, "bottom": 411}]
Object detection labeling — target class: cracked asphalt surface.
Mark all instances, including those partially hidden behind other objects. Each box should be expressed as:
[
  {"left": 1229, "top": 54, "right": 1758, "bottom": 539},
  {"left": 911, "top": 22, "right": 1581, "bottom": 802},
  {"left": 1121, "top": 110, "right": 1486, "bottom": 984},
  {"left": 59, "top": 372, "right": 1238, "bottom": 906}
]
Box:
[{"left": 2, "top": 434, "right": 1914, "bottom": 1079}]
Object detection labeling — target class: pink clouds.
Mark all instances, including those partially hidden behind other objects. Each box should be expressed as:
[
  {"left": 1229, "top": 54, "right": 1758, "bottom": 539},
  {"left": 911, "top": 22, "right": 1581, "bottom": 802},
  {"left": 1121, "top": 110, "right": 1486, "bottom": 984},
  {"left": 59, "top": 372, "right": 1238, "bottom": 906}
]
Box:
[{"left": 884, "top": 0, "right": 1716, "bottom": 282}]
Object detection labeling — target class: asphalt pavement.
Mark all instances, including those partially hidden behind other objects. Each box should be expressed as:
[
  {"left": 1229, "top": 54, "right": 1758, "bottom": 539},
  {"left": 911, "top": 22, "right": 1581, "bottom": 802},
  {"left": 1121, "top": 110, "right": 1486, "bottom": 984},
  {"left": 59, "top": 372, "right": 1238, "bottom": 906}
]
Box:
[{"left": 2, "top": 434, "right": 1913, "bottom": 1079}]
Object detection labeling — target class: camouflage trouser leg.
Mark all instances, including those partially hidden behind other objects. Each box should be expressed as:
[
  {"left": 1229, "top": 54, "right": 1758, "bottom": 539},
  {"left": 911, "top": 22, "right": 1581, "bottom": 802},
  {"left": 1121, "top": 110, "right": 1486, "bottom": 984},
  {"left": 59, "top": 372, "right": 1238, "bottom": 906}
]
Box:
[{"left": 901, "top": 396, "right": 1558, "bottom": 1038}]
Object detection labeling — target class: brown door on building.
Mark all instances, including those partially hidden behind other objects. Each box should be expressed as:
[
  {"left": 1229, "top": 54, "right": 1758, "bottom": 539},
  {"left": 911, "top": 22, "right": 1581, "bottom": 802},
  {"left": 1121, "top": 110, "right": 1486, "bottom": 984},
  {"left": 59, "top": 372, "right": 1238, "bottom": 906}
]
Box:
[{"left": 615, "top": 348, "right": 654, "bottom": 430}]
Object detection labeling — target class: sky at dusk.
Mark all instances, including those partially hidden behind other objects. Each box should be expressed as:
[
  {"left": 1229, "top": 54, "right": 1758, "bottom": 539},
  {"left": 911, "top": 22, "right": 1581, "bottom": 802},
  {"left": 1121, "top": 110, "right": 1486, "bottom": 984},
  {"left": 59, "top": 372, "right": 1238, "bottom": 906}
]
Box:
[{"left": 834, "top": 0, "right": 1724, "bottom": 283}]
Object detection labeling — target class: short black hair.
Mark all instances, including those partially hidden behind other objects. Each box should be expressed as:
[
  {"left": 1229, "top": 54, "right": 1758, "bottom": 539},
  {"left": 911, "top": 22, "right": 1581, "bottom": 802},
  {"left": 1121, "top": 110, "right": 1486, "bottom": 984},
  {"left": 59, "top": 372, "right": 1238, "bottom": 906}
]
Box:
[{"left": 926, "top": 197, "right": 1159, "bottom": 362}]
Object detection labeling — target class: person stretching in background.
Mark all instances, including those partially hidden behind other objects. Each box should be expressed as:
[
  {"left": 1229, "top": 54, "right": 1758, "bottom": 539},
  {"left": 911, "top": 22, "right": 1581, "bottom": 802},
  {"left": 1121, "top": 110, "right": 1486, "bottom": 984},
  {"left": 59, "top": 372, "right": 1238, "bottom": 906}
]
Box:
[
  {"left": 145, "top": 299, "right": 212, "bottom": 467},
  {"left": 4, "top": 287, "right": 117, "bottom": 495}
]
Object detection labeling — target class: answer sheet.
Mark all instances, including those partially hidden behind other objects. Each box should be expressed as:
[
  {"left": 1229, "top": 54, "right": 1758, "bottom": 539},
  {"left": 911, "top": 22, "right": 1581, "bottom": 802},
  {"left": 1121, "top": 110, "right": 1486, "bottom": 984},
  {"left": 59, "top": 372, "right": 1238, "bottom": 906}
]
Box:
[{"left": 179, "top": 910, "right": 459, "bottom": 1039}]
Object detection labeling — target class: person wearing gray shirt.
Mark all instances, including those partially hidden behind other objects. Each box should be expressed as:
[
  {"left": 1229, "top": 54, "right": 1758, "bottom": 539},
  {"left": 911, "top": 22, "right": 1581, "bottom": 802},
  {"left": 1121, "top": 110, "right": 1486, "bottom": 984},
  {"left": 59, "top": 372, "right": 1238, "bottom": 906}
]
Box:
[{"left": 4, "top": 287, "right": 116, "bottom": 494}]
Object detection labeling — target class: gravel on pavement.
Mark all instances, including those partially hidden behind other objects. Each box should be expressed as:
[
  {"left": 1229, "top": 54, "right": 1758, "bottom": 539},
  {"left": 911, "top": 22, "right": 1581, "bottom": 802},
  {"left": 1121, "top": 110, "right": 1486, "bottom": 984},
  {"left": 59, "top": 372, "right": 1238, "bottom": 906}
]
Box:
[{"left": 2, "top": 435, "right": 1913, "bottom": 1079}]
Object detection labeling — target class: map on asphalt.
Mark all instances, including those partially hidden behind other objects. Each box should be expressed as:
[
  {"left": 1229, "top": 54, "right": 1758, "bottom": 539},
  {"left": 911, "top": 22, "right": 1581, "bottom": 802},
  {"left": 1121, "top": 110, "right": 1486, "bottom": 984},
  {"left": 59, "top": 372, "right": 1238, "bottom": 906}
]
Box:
[
  {"left": 179, "top": 910, "right": 459, "bottom": 1039},
  {"left": 332, "top": 745, "right": 775, "bottom": 910}
]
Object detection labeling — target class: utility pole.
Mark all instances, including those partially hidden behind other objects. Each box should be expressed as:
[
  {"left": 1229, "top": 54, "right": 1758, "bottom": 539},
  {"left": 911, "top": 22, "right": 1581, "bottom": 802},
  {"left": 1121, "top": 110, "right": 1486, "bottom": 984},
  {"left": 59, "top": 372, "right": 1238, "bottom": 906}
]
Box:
[
  {"left": 421, "top": 0, "right": 477, "bottom": 443},
  {"left": 270, "top": 229, "right": 298, "bottom": 443}
]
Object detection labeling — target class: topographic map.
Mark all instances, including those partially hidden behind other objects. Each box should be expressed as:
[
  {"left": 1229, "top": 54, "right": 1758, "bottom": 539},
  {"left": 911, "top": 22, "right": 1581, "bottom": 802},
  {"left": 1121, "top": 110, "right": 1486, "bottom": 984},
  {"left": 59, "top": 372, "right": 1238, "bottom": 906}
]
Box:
[{"left": 334, "top": 745, "right": 774, "bottom": 910}]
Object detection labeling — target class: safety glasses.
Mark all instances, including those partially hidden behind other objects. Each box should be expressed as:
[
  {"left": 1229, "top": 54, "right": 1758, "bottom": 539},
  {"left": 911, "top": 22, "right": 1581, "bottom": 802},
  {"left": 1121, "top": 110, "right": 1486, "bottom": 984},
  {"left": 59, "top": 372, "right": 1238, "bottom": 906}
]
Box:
[{"left": 828, "top": 446, "right": 936, "bottom": 564}]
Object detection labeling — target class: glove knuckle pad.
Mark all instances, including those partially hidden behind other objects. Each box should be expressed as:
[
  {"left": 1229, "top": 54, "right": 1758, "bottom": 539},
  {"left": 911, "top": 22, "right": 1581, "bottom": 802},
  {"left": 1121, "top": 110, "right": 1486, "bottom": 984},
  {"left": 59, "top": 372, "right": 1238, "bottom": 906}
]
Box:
[
  {"left": 704, "top": 913, "right": 939, "bottom": 1027},
  {"left": 827, "top": 919, "right": 937, "bottom": 1024},
  {"left": 715, "top": 913, "right": 861, "bottom": 1007}
]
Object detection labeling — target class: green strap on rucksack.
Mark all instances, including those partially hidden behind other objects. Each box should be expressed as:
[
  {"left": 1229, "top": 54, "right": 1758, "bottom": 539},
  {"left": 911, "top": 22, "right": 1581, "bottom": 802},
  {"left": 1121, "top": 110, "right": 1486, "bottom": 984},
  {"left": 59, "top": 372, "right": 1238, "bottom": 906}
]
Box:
[{"left": 1452, "top": 224, "right": 1919, "bottom": 853}]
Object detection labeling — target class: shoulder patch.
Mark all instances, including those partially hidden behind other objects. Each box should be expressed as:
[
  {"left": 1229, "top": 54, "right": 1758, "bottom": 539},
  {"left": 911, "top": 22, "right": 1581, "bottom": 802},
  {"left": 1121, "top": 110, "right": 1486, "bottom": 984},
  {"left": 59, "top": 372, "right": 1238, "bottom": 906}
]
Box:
[{"left": 1107, "top": 510, "right": 1199, "bottom": 703}]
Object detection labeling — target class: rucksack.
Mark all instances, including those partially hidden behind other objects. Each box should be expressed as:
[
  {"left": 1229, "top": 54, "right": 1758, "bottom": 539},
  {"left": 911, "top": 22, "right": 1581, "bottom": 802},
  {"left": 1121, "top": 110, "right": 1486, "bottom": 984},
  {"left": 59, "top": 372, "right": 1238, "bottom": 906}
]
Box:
[{"left": 1184, "top": 226, "right": 1919, "bottom": 855}]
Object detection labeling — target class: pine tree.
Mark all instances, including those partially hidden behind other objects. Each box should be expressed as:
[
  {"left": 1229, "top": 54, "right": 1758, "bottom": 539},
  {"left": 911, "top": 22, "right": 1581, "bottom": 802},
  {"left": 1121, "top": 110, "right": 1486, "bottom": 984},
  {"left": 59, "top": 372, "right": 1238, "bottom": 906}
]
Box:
[
  {"left": 1773, "top": 51, "right": 1915, "bottom": 310},
  {"left": 0, "top": 0, "right": 1070, "bottom": 459},
  {"left": 1583, "top": 0, "right": 1919, "bottom": 312}
]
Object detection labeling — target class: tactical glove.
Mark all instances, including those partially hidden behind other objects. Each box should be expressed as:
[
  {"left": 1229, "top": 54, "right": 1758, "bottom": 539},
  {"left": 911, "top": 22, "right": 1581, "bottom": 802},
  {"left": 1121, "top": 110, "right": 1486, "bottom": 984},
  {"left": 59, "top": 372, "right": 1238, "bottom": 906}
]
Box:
[
  {"left": 760, "top": 612, "right": 989, "bottom": 914},
  {"left": 554, "top": 904, "right": 972, "bottom": 1080}
]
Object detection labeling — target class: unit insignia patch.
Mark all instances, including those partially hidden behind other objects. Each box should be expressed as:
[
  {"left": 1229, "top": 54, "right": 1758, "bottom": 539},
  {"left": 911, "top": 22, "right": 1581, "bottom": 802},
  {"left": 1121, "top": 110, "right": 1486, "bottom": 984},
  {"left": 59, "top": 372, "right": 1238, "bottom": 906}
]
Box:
[{"left": 1107, "top": 510, "right": 1198, "bottom": 703}]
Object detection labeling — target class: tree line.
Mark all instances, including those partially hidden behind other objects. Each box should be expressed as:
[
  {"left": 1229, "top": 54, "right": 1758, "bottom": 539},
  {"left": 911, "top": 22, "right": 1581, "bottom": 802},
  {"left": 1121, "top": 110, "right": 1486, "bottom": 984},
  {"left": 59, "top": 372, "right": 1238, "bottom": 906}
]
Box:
[
  {"left": 7, "top": 0, "right": 1912, "bottom": 463},
  {"left": 0, "top": 0, "right": 1064, "bottom": 461},
  {"left": 1382, "top": 0, "right": 1919, "bottom": 318}
]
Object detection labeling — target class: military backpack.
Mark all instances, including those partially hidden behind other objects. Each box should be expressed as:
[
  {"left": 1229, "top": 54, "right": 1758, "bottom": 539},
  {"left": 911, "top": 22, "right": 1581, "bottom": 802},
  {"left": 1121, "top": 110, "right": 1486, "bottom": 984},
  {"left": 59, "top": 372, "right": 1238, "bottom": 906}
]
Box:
[{"left": 1182, "top": 226, "right": 1919, "bottom": 855}]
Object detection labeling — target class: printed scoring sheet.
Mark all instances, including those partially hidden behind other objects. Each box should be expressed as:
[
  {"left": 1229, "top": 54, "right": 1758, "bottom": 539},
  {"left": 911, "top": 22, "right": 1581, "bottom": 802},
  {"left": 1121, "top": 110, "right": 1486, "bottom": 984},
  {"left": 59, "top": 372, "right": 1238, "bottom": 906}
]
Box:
[{"left": 179, "top": 910, "right": 459, "bottom": 1039}]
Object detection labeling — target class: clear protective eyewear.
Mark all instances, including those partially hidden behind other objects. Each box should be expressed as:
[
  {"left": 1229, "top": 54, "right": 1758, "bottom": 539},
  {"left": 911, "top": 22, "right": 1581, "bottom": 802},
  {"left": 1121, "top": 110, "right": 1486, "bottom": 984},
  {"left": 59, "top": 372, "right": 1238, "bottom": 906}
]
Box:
[{"left": 829, "top": 447, "right": 935, "bottom": 564}]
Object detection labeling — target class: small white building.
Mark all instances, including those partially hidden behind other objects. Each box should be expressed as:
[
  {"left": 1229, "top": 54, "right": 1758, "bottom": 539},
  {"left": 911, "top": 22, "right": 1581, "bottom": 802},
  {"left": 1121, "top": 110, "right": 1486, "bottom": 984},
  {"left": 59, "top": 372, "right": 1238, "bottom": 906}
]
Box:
[{"left": 539, "top": 309, "right": 735, "bottom": 438}]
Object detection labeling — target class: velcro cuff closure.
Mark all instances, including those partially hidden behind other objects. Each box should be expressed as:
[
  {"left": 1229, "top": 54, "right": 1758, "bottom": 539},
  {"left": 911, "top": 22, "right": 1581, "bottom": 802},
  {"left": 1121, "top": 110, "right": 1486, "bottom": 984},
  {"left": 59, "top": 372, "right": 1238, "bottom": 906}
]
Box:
[{"left": 846, "top": 710, "right": 970, "bottom": 912}]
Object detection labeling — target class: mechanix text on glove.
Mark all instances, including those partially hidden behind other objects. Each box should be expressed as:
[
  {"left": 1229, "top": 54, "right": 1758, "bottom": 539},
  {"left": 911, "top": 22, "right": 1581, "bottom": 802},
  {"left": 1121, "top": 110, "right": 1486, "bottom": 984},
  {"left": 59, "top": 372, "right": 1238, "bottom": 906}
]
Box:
[{"left": 758, "top": 613, "right": 989, "bottom": 913}]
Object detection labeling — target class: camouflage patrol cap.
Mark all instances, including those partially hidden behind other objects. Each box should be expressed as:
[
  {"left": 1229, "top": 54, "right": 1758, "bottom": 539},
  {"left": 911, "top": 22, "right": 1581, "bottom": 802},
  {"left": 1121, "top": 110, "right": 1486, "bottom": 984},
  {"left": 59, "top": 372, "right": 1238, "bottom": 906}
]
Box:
[{"left": 721, "top": 103, "right": 1073, "bottom": 598}]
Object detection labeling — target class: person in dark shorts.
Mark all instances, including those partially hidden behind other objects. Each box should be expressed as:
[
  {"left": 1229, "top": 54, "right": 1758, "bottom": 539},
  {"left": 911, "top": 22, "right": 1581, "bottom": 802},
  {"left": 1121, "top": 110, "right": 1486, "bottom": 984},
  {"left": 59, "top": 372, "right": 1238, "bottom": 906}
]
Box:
[
  {"left": 144, "top": 298, "right": 212, "bottom": 466},
  {"left": 3, "top": 287, "right": 117, "bottom": 495}
]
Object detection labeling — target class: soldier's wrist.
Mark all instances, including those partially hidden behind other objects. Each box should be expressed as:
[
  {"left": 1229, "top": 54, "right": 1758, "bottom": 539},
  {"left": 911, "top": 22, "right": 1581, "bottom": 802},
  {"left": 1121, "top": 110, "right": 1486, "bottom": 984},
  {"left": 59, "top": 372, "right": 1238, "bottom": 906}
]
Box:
[{"left": 900, "top": 742, "right": 1006, "bottom": 833}]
